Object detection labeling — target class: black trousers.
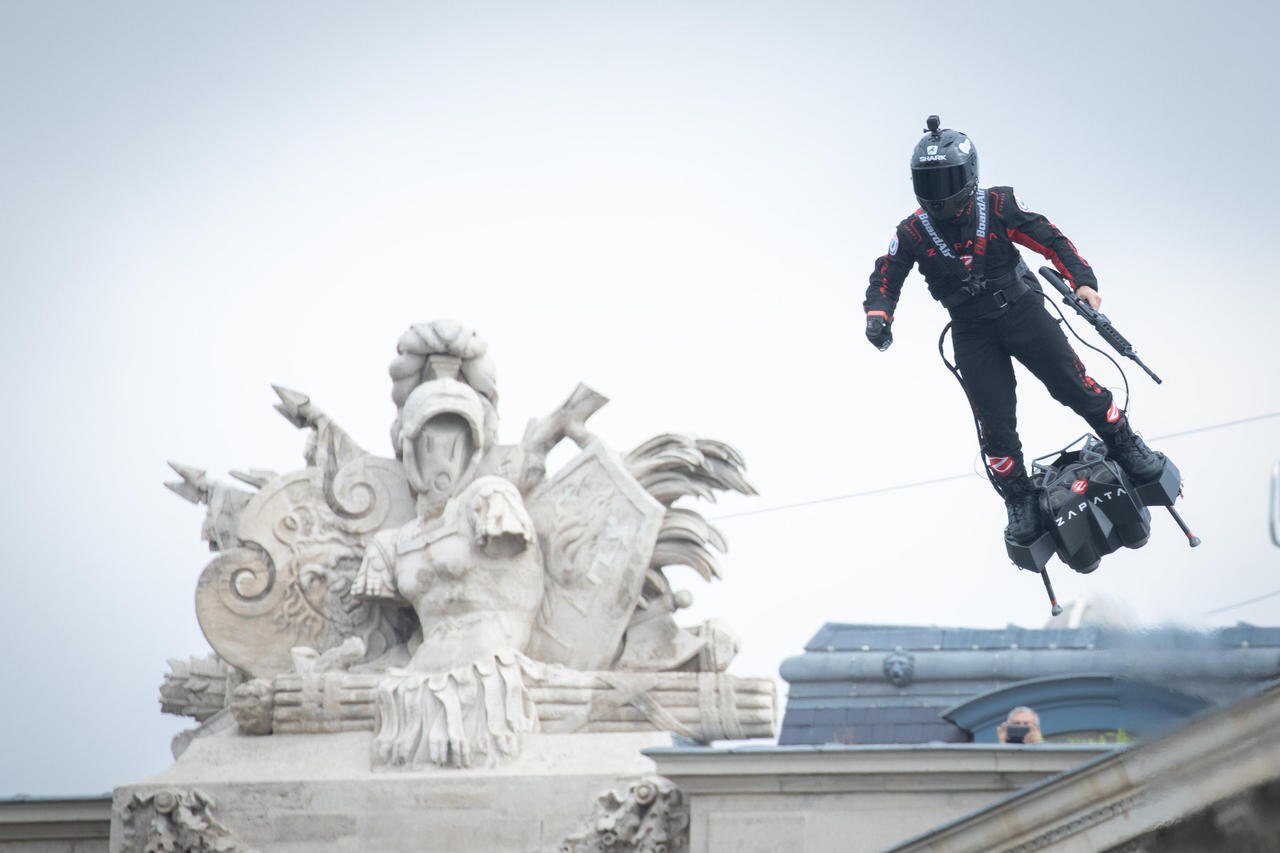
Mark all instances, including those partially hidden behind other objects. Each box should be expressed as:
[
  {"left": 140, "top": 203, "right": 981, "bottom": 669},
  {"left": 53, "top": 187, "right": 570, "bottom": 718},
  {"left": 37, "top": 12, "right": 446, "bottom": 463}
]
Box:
[{"left": 953, "top": 294, "right": 1115, "bottom": 479}]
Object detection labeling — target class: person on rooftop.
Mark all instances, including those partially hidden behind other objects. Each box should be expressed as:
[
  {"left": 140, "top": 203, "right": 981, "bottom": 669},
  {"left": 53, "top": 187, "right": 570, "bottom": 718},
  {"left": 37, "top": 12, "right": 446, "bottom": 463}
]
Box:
[{"left": 997, "top": 705, "right": 1044, "bottom": 744}]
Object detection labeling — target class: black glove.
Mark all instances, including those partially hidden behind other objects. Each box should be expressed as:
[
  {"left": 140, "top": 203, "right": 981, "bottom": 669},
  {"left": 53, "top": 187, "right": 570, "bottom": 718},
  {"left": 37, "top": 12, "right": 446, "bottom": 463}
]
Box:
[{"left": 865, "top": 314, "right": 893, "bottom": 351}]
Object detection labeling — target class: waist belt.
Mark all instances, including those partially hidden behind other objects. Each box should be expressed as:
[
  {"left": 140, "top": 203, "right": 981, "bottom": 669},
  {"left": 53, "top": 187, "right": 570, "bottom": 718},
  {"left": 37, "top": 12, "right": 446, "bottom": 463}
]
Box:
[{"left": 942, "top": 265, "right": 1033, "bottom": 321}]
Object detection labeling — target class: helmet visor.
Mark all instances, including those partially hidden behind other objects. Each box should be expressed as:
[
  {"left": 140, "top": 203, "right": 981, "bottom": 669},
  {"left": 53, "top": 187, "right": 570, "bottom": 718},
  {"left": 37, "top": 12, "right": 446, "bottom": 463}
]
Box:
[{"left": 912, "top": 164, "right": 970, "bottom": 202}]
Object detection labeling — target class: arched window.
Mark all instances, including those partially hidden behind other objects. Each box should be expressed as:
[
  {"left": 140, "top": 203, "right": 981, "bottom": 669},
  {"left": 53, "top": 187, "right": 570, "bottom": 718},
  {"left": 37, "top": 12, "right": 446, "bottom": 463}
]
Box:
[{"left": 941, "top": 675, "right": 1211, "bottom": 743}]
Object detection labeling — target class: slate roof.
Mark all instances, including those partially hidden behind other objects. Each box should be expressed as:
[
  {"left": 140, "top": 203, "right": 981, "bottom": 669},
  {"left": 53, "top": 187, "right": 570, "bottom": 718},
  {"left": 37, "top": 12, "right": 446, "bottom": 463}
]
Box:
[
  {"left": 778, "top": 622, "right": 1280, "bottom": 746},
  {"left": 779, "top": 704, "right": 961, "bottom": 748}
]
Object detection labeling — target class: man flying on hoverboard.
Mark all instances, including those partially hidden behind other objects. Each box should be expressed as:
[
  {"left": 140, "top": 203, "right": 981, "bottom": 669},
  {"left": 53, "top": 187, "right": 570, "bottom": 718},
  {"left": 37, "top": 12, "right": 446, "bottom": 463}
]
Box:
[{"left": 863, "top": 116, "right": 1169, "bottom": 547}]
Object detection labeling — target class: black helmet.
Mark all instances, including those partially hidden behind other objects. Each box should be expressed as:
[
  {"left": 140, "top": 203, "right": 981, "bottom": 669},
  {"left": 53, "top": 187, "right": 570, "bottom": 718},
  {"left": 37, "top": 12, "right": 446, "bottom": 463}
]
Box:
[{"left": 910, "top": 115, "right": 978, "bottom": 221}]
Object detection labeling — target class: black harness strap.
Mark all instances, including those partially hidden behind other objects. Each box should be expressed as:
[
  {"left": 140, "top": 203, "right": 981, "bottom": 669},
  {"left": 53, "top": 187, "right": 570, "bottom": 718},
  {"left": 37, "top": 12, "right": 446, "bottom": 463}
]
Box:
[
  {"left": 917, "top": 189, "right": 988, "bottom": 285},
  {"left": 942, "top": 272, "right": 1031, "bottom": 319},
  {"left": 920, "top": 189, "right": 1031, "bottom": 319}
]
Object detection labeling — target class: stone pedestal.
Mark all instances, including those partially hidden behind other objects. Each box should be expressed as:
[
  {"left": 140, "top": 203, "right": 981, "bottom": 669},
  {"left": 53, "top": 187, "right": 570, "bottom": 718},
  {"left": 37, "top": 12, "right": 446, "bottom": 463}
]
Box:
[
  {"left": 138, "top": 319, "right": 772, "bottom": 852},
  {"left": 111, "top": 731, "right": 670, "bottom": 853}
]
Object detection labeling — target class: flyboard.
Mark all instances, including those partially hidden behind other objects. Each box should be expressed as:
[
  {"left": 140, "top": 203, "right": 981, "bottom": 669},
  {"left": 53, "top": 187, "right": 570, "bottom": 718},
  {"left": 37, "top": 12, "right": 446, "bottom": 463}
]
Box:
[{"left": 941, "top": 266, "right": 1200, "bottom": 615}]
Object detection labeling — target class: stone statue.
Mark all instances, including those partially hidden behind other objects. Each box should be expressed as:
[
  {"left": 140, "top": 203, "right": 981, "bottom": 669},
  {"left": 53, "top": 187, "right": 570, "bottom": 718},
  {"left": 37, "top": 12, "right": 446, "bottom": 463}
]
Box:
[
  {"left": 165, "top": 319, "right": 774, "bottom": 770},
  {"left": 343, "top": 368, "right": 545, "bottom": 767}
]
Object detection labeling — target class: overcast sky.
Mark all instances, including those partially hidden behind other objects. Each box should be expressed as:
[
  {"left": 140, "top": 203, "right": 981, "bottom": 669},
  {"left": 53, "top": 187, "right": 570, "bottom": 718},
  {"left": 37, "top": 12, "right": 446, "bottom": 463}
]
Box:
[{"left": 3, "top": 0, "right": 1278, "bottom": 796}]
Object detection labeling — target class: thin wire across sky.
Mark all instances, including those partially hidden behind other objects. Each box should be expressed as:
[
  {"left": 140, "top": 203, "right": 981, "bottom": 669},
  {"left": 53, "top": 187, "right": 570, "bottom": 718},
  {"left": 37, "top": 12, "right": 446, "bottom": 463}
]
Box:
[
  {"left": 712, "top": 410, "right": 1280, "bottom": 616},
  {"left": 712, "top": 410, "right": 1280, "bottom": 521}
]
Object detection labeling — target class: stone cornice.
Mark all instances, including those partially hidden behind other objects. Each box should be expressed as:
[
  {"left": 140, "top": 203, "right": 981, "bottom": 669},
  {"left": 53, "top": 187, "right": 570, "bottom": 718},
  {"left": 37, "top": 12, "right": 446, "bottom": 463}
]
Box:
[
  {"left": 780, "top": 648, "right": 1280, "bottom": 684},
  {"left": 645, "top": 744, "right": 1113, "bottom": 795},
  {"left": 0, "top": 796, "right": 112, "bottom": 841}
]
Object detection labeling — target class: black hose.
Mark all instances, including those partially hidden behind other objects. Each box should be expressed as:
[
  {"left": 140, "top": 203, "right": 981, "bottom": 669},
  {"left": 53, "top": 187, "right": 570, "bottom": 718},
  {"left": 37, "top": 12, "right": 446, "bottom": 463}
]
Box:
[
  {"left": 937, "top": 290, "right": 1134, "bottom": 499},
  {"left": 937, "top": 320, "right": 1005, "bottom": 498}
]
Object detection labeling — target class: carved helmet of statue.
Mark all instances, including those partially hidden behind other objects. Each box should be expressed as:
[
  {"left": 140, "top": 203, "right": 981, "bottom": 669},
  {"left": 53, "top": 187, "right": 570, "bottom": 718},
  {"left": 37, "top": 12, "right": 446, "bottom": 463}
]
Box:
[{"left": 399, "top": 377, "right": 492, "bottom": 507}]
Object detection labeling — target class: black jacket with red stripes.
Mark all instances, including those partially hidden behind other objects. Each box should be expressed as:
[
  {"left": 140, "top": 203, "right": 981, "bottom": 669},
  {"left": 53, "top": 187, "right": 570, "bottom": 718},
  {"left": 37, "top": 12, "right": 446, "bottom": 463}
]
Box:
[{"left": 863, "top": 186, "right": 1096, "bottom": 318}]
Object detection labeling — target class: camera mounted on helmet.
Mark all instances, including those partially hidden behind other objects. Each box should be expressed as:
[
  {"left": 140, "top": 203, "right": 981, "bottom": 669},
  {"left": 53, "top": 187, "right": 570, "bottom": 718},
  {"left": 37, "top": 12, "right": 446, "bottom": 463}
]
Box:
[{"left": 911, "top": 115, "right": 978, "bottom": 222}]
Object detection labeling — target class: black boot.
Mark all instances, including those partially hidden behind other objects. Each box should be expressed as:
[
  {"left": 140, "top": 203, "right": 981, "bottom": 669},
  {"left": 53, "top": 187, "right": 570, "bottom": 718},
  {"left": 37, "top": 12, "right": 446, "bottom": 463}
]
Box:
[
  {"left": 1101, "top": 417, "right": 1165, "bottom": 483},
  {"left": 1001, "top": 474, "right": 1044, "bottom": 545}
]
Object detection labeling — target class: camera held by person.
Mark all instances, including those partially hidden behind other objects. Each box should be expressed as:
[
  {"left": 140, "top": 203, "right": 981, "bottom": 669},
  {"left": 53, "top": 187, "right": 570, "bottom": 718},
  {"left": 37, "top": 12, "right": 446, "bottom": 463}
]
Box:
[{"left": 997, "top": 706, "right": 1044, "bottom": 744}]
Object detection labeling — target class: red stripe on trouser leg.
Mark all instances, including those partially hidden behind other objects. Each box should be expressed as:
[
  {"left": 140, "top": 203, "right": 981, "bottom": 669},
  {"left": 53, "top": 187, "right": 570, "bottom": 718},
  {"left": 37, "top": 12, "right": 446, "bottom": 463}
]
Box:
[
  {"left": 987, "top": 455, "right": 1016, "bottom": 476},
  {"left": 1106, "top": 402, "right": 1121, "bottom": 423}
]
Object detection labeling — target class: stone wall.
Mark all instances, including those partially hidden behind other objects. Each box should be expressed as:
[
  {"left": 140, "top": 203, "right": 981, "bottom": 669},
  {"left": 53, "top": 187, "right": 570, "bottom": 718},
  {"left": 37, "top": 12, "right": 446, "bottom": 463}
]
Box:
[{"left": 645, "top": 743, "right": 1114, "bottom": 853}]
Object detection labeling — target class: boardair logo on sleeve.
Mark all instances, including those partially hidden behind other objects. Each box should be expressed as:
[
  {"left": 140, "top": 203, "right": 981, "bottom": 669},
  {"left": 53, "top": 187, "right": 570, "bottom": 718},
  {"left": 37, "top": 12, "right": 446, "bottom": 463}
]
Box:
[
  {"left": 1016, "top": 193, "right": 1031, "bottom": 213},
  {"left": 888, "top": 234, "right": 899, "bottom": 256}
]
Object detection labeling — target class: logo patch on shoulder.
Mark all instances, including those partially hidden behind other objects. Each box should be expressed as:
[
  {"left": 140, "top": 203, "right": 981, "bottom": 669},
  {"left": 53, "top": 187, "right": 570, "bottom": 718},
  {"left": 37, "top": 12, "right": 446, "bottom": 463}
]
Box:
[
  {"left": 1016, "top": 194, "right": 1031, "bottom": 212},
  {"left": 888, "top": 235, "right": 899, "bottom": 256}
]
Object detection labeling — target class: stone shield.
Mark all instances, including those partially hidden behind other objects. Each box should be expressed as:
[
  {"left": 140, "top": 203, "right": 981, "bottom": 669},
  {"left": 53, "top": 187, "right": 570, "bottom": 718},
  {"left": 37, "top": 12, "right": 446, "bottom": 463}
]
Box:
[
  {"left": 195, "top": 458, "right": 414, "bottom": 677},
  {"left": 525, "top": 439, "right": 665, "bottom": 670}
]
